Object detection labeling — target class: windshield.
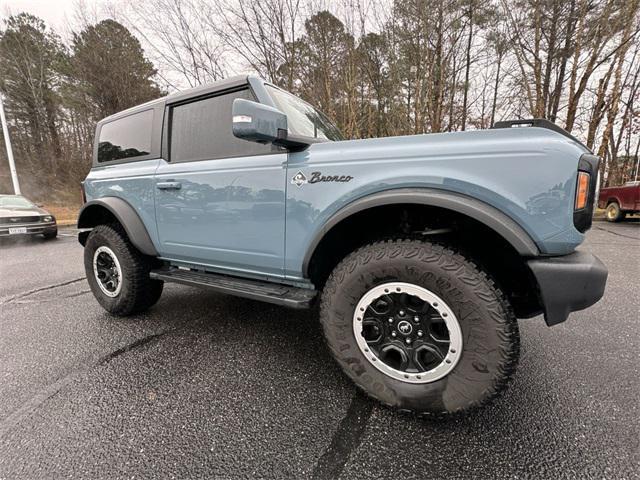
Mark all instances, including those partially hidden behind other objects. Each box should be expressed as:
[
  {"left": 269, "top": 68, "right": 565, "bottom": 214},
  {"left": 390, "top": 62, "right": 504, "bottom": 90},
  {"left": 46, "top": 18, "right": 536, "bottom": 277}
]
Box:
[
  {"left": 266, "top": 86, "right": 344, "bottom": 141},
  {"left": 0, "top": 196, "right": 35, "bottom": 209}
]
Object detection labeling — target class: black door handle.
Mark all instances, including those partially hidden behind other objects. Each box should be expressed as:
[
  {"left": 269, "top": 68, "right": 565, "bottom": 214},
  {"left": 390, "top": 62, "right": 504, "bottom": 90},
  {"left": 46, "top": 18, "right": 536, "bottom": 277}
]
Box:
[{"left": 157, "top": 181, "right": 182, "bottom": 190}]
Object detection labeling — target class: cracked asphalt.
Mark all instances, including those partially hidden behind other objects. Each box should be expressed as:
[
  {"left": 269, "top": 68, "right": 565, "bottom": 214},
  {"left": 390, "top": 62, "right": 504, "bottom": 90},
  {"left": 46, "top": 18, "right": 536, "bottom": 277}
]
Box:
[{"left": 0, "top": 221, "right": 638, "bottom": 479}]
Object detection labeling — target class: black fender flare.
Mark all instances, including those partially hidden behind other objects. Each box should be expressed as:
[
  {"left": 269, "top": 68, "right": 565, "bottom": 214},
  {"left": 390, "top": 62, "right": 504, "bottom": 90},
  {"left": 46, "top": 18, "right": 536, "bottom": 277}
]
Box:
[
  {"left": 302, "top": 188, "right": 540, "bottom": 277},
  {"left": 77, "top": 197, "right": 158, "bottom": 256}
]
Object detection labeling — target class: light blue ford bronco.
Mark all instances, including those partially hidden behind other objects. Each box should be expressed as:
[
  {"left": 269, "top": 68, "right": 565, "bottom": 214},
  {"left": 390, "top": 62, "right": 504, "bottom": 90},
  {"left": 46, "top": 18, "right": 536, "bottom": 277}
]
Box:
[{"left": 78, "top": 75, "right": 607, "bottom": 415}]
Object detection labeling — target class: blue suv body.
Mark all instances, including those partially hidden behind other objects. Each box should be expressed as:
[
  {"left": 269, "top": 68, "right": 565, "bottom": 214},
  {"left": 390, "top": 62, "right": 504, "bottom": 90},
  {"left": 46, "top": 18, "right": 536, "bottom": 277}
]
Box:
[{"left": 78, "top": 75, "right": 607, "bottom": 415}]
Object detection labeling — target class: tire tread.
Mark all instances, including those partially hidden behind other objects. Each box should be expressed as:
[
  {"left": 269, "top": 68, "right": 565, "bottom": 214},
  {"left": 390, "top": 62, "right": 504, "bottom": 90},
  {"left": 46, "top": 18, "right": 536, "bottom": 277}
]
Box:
[{"left": 85, "top": 224, "right": 163, "bottom": 316}]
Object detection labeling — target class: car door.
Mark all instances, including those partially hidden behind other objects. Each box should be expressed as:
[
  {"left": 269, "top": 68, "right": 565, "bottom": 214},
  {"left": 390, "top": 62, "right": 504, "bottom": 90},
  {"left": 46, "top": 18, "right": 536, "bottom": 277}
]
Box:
[{"left": 154, "top": 87, "right": 288, "bottom": 278}]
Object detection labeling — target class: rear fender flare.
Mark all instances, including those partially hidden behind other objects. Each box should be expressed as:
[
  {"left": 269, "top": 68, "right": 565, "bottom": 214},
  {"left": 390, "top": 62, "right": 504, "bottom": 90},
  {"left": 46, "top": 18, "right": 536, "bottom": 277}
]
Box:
[{"left": 77, "top": 197, "right": 158, "bottom": 256}]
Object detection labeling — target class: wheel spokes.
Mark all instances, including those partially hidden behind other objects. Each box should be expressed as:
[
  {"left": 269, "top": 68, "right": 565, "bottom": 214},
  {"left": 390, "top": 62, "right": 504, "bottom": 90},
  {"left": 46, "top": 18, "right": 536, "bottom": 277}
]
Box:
[
  {"left": 369, "top": 294, "right": 394, "bottom": 315},
  {"left": 414, "top": 344, "right": 445, "bottom": 371},
  {"left": 353, "top": 282, "right": 463, "bottom": 383},
  {"left": 378, "top": 342, "right": 409, "bottom": 371},
  {"left": 361, "top": 319, "right": 384, "bottom": 344},
  {"left": 428, "top": 317, "right": 450, "bottom": 342},
  {"left": 358, "top": 286, "right": 455, "bottom": 374},
  {"left": 400, "top": 293, "right": 429, "bottom": 314},
  {"left": 93, "top": 247, "right": 122, "bottom": 296}
]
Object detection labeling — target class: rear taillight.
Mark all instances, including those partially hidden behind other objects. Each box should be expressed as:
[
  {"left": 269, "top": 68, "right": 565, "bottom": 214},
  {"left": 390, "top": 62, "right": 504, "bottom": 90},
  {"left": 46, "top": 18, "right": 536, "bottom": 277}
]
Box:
[
  {"left": 575, "top": 172, "right": 590, "bottom": 210},
  {"left": 573, "top": 154, "right": 600, "bottom": 233},
  {"left": 80, "top": 182, "right": 86, "bottom": 204}
]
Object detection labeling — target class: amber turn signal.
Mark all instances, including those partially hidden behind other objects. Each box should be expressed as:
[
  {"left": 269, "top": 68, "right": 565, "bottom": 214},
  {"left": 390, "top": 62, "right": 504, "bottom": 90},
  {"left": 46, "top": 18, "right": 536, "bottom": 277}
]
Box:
[{"left": 575, "top": 171, "right": 590, "bottom": 210}]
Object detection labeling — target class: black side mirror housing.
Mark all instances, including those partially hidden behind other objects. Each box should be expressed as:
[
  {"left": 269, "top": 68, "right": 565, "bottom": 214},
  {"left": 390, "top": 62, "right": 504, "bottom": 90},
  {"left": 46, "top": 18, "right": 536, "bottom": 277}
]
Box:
[{"left": 232, "top": 99, "right": 309, "bottom": 150}]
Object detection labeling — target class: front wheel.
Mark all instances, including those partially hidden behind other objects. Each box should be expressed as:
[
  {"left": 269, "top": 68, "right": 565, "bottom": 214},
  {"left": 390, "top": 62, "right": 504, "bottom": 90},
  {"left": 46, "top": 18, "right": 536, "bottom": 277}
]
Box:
[
  {"left": 320, "top": 239, "right": 520, "bottom": 416},
  {"left": 605, "top": 202, "right": 624, "bottom": 222},
  {"left": 84, "top": 224, "right": 163, "bottom": 316},
  {"left": 42, "top": 229, "right": 57, "bottom": 240}
]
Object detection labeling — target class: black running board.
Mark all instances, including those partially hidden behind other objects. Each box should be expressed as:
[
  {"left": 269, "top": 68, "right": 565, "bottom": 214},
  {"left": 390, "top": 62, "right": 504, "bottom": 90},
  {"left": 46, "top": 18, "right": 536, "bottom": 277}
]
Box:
[{"left": 150, "top": 268, "right": 316, "bottom": 309}]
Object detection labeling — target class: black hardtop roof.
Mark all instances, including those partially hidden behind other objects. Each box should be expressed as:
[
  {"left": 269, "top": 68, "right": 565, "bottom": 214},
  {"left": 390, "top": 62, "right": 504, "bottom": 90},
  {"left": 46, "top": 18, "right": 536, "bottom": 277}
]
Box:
[{"left": 98, "top": 74, "right": 259, "bottom": 125}]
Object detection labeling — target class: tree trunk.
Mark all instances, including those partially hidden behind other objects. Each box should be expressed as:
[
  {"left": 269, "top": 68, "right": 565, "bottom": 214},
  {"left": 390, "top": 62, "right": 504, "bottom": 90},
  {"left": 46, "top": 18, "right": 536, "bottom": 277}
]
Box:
[
  {"left": 586, "top": 60, "right": 615, "bottom": 149},
  {"left": 597, "top": 0, "right": 639, "bottom": 160},
  {"left": 566, "top": 0, "right": 615, "bottom": 132},
  {"left": 549, "top": 0, "right": 576, "bottom": 121},
  {"left": 541, "top": 0, "right": 560, "bottom": 118}
]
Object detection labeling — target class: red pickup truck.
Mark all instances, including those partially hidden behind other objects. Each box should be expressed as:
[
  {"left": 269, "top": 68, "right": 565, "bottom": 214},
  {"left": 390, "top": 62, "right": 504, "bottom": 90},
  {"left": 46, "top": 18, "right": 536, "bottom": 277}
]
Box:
[{"left": 598, "top": 181, "right": 640, "bottom": 222}]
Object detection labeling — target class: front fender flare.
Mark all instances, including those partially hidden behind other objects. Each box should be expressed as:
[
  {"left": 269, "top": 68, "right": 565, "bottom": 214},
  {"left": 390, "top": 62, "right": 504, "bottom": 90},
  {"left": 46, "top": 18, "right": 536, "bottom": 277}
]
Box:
[
  {"left": 77, "top": 197, "right": 158, "bottom": 256},
  {"left": 302, "top": 188, "right": 540, "bottom": 277}
]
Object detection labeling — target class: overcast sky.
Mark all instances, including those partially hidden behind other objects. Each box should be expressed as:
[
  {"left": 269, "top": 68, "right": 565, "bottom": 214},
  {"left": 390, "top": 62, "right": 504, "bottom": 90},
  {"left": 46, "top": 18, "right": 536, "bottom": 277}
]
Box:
[
  {"left": 1, "top": 0, "right": 112, "bottom": 35},
  {"left": 0, "top": 0, "right": 210, "bottom": 91},
  {"left": 3, "top": 0, "right": 77, "bottom": 28}
]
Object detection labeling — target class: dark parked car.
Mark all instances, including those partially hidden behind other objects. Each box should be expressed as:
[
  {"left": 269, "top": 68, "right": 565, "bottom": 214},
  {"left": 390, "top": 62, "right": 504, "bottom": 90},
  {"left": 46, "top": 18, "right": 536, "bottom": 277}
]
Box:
[{"left": 0, "top": 195, "right": 57, "bottom": 239}]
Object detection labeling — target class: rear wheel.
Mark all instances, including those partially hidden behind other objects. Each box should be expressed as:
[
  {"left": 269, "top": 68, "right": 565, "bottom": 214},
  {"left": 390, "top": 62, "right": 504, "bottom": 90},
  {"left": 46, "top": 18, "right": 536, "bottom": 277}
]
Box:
[
  {"left": 606, "top": 202, "right": 624, "bottom": 222},
  {"left": 320, "top": 239, "right": 520, "bottom": 416},
  {"left": 84, "top": 224, "right": 163, "bottom": 316}
]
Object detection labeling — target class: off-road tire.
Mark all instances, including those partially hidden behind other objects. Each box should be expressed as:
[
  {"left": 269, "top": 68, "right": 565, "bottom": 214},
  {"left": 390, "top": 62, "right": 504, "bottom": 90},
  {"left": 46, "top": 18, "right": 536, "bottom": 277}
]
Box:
[
  {"left": 605, "top": 202, "right": 624, "bottom": 222},
  {"left": 84, "top": 224, "right": 163, "bottom": 316},
  {"left": 320, "top": 239, "right": 520, "bottom": 416}
]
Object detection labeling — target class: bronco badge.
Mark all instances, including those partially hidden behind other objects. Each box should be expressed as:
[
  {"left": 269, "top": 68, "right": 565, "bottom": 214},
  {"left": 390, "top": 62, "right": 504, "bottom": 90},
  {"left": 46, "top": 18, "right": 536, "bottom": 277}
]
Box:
[
  {"left": 291, "top": 171, "right": 353, "bottom": 187},
  {"left": 291, "top": 171, "right": 308, "bottom": 187}
]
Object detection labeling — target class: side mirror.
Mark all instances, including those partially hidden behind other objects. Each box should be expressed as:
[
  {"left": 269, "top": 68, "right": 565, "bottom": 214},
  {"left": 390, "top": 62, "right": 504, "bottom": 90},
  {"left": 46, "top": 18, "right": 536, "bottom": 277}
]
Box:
[
  {"left": 232, "top": 98, "right": 286, "bottom": 144},
  {"left": 232, "top": 98, "right": 309, "bottom": 150}
]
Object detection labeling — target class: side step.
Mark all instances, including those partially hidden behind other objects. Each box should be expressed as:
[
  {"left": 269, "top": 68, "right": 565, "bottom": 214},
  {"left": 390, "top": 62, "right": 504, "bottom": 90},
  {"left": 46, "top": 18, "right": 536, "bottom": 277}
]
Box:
[{"left": 149, "top": 268, "right": 316, "bottom": 309}]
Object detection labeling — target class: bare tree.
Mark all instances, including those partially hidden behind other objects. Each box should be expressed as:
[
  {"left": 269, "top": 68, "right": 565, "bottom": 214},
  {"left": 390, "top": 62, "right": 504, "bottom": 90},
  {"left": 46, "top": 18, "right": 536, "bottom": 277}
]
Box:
[
  {"left": 120, "top": 0, "right": 226, "bottom": 89},
  {"left": 3, "top": 0, "right": 640, "bottom": 199},
  {"left": 596, "top": 0, "right": 640, "bottom": 167},
  {"left": 201, "top": 0, "right": 302, "bottom": 90},
  {"left": 564, "top": 0, "right": 629, "bottom": 133}
]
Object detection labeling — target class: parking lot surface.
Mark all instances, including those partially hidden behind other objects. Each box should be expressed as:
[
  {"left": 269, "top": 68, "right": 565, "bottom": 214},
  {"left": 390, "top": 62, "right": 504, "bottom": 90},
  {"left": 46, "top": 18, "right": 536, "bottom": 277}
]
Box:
[{"left": 1, "top": 222, "right": 638, "bottom": 479}]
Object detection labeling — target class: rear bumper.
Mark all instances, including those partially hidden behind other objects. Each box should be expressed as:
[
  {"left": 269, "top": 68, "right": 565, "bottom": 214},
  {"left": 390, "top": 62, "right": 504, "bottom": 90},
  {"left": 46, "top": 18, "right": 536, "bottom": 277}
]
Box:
[{"left": 527, "top": 251, "right": 607, "bottom": 326}]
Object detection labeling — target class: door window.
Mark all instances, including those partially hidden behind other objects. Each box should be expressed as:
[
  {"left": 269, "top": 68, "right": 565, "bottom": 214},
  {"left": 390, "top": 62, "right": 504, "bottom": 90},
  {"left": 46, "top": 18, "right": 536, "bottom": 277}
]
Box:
[{"left": 169, "top": 89, "right": 273, "bottom": 163}]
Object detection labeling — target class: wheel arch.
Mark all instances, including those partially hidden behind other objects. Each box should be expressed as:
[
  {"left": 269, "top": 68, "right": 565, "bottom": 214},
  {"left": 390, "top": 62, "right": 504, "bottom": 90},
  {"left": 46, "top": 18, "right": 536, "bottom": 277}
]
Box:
[
  {"left": 77, "top": 197, "right": 158, "bottom": 256},
  {"left": 302, "top": 188, "right": 539, "bottom": 278},
  {"left": 303, "top": 188, "right": 544, "bottom": 319}
]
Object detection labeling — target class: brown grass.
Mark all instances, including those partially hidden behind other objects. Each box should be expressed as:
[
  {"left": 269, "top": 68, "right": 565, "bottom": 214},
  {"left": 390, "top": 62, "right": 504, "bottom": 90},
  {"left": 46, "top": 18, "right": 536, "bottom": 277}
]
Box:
[
  {"left": 44, "top": 204, "right": 80, "bottom": 226},
  {"left": 28, "top": 188, "right": 83, "bottom": 227}
]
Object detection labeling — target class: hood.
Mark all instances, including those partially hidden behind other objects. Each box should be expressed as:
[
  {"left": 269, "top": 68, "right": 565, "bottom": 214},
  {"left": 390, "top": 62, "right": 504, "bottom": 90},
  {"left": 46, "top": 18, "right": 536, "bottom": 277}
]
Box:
[
  {"left": 0, "top": 206, "right": 49, "bottom": 218},
  {"left": 302, "top": 126, "right": 591, "bottom": 169}
]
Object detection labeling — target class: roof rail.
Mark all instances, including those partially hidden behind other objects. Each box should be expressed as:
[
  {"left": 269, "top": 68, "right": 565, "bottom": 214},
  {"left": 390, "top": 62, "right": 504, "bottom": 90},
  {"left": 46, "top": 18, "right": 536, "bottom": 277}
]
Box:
[{"left": 492, "top": 118, "right": 588, "bottom": 151}]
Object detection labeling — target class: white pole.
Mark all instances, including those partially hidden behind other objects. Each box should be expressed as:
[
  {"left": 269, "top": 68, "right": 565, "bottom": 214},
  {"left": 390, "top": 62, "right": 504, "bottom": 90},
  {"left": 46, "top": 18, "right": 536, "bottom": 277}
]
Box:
[
  {"left": 634, "top": 137, "right": 640, "bottom": 181},
  {"left": 0, "top": 93, "right": 21, "bottom": 195}
]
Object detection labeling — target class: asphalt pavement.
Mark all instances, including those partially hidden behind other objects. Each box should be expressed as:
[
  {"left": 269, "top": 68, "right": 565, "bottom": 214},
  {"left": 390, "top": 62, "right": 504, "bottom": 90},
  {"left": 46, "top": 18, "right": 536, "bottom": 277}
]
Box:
[{"left": 0, "top": 221, "right": 638, "bottom": 479}]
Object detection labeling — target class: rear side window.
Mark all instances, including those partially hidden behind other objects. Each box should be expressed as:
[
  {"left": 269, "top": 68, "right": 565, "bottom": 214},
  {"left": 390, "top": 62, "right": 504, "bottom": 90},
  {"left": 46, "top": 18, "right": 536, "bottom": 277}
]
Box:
[
  {"left": 170, "top": 89, "right": 272, "bottom": 163},
  {"left": 98, "top": 109, "right": 154, "bottom": 163}
]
